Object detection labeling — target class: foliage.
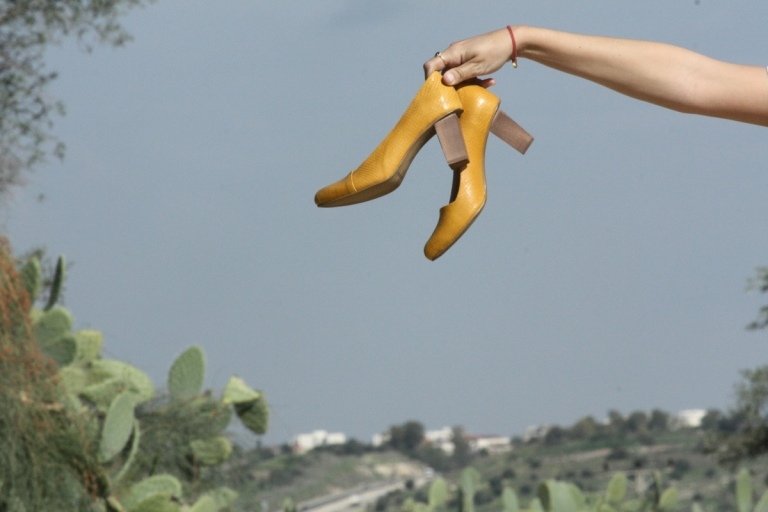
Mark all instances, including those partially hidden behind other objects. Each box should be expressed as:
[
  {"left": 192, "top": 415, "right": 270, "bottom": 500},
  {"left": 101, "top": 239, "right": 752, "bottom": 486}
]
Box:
[
  {"left": 388, "top": 421, "right": 426, "bottom": 453},
  {"left": 403, "top": 468, "right": 683, "bottom": 512},
  {"left": 704, "top": 366, "right": 768, "bottom": 463},
  {"left": 696, "top": 270, "right": 768, "bottom": 463},
  {"left": 451, "top": 427, "right": 472, "bottom": 469},
  {"left": 526, "top": 409, "right": 679, "bottom": 451},
  {"left": 384, "top": 422, "right": 479, "bottom": 472},
  {"left": 0, "top": 0, "right": 151, "bottom": 194},
  {"left": 748, "top": 268, "right": 768, "bottom": 331},
  {"left": 729, "top": 468, "right": 768, "bottom": 512},
  {"left": 1, "top": 239, "right": 268, "bottom": 511},
  {"left": 0, "top": 237, "right": 105, "bottom": 511}
]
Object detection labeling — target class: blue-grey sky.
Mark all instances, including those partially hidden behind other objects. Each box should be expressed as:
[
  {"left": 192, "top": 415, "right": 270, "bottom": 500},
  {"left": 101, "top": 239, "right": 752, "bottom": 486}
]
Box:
[{"left": 2, "top": 1, "right": 768, "bottom": 445}]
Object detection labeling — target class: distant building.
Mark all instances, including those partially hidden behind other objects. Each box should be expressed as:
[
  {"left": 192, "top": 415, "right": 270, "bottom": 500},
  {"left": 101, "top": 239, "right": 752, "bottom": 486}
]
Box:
[
  {"left": 293, "top": 430, "right": 347, "bottom": 454},
  {"left": 372, "top": 426, "right": 457, "bottom": 453},
  {"left": 468, "top": 435, "right": 512, "bottom": 454},
  {"left": 371, "top": 432, "right": 389, "bottom": 447},
  {"left": 425, "top": 427, "right": 455, "bottom": 454},
  {"left": 523, "top": 424, "right": 551, "bottom": 442},
  {"left": 672, "top": 409, "right": 707, "bottom": 429},
  {"left": 372, "top": 426, "right": 512, "bottom": 455}
]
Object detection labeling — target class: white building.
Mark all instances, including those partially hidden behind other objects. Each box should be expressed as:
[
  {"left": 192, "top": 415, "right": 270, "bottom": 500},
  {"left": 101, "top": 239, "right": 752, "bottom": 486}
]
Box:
[
  {"left": 523, "top": 424, "right": 551, "bottom": 442},
  {"left": 372, "top": 426, "right": 511, "bottom": 455},
  {"left": 672, "top": 409, "right": 707, "bottom": 429},
  {"left": 293, "top": 430, "right": 347, "bottom": 453},
  {"left": 425, "top": 427, "right": 455, "bottom": 454},
  {"left": 372, "top": 426, "right": 457, "bottom": 453},
  {"left": 371, "top": 432, "right": 389, "bottom": 447},
  {"left": 469, "top": 435, "right": 512, "bottom": 454}
]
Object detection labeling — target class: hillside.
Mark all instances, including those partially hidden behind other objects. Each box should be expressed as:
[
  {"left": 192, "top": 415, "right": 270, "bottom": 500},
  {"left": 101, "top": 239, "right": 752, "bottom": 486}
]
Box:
[
  {"left": 214, "top": 448, "right": 429, "bottom": 512},
  {"left": 223, "top": 429, "right": 768, "bottom": 512}
]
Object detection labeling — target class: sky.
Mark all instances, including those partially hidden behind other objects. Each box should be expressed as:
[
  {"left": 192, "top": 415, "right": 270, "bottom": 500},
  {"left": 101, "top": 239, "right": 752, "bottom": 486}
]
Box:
[{"left": 2, "top": 1, "right": 768, "bottom": 446}]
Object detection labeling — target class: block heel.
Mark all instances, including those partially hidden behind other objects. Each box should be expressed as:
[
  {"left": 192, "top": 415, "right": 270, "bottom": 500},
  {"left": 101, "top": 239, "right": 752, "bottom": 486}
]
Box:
[
  {"left": 434, "top": 113, "right": 468, "bottom": 165},
  {"left": 490, "top": 109, "right": 534, "bottom": 154}
]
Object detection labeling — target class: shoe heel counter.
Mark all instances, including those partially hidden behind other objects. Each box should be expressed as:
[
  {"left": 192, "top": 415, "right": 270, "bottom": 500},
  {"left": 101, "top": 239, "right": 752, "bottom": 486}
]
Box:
[{"left": 421, "top": 72, "right": 463, "bottom": 118}]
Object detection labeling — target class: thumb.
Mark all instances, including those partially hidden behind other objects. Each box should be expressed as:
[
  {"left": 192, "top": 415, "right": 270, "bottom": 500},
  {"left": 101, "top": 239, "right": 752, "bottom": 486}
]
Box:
[
  {"left": 442, "top": 68, "right": 462, "bottom": 86},
  {"left": 442, "top": 64, "right": 476, "bottom": 86}
]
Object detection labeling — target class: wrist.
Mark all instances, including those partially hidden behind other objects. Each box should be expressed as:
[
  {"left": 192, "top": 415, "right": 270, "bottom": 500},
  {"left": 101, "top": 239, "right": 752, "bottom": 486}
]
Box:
[
  {"left": 505, "top": 26, "right": 518, "bottom": 67},
  {"left": 508, "top": 25, "right": 532, "bottom": 60}
]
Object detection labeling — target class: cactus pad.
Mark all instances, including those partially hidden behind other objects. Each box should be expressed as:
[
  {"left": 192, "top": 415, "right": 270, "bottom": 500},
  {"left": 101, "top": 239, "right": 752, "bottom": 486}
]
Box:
[
  {"left": 20, "top": 257, "right": 42, "bottom": 304},
  {"left": 168, "top": 346, "right": 205, "bottom": 401},
  {"left": 190, "top": 436, "right": 233, "bottom": 466},
  {"left": 99, "top": 392, "right": 136, "bottom": 462},
  {"left": 222, "top": 376, "right": 261, "bottom": 404},
  {"left": 122, "top": 474, "right": 183, "bottom": 511}
]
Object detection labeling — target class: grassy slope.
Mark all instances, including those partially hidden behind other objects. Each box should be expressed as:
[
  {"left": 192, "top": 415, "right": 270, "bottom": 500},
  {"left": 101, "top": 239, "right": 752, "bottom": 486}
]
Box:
[
  {"left": 225, "top": 430, "right": 768, "bottom": 512},
  {"left": 452, "top": 430, "right": 768, "bottom": 511},
  {"left": 222, "top": 449, "right": 425, "bottom": 512}
]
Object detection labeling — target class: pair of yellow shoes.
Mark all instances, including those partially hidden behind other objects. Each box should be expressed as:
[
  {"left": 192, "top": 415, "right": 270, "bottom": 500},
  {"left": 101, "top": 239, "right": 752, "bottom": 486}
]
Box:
[{"left": 314, "top": 72, "right": 533, "bottom": 260}]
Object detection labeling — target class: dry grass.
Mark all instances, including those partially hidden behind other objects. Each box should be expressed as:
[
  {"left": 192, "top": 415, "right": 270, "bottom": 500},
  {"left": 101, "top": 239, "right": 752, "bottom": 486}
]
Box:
[{"left": 0, "top": 237, "right": 104, "bottom": 511}]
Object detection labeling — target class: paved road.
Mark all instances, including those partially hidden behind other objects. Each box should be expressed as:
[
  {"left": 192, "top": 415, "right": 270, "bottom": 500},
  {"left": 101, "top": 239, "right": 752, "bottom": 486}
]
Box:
[{"left": 299, "top": 478, "right": 429, "bottom": 512}]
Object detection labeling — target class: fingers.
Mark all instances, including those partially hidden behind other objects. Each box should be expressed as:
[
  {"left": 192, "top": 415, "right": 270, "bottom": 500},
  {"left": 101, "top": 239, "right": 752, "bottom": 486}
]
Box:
[
  {"left": 423, "top": 54, "right": 445, "bottom": 78},
  {"left": 423, "top": 50, "right": 481, "bottom": 85},
  {"left": 476, "top": 77, "right": 496, "bottom": 88},
  {"left": 443, "top": 62, "right": 484, "bottom": 86},
  {"left": 456, "top": 77, "right": 497, "bottom": 89},
  {"left": 425, "top": 29, "right": 513, "bottom": 85},
  {"left": 423, "top": 39, "right": 498, "bottom": 87},
  {"left": 442, "top": 66, "right": 465, "bottom": 86},
  {"left": 423, "top": 48, "right": 456, "bottom": 78}
]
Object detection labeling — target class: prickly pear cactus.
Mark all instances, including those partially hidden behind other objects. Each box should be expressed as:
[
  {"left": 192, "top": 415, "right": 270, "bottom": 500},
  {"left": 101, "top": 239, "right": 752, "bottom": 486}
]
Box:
[
  {"left": 501, "top": 487, "right": 519, "bottom": 512},
  {"left": 31, "top": 306, "right": 75, "bottom": 363},
  {"left": 459, "top": 467, "right": 480, "bottom": 512},
  {"left": 100, "top": 392, "right": 137, "bottom": 463},
  {"left": 19, "top": 256, "right": 42, "bottom": 303},
  {"left": 205, "top": 487, "right": 238, "bottom": 510},
  {"left": 428, "top": 477, "right": 448, "bottom": 511},
  {"left": 537, "top": 480, "right": 580, "bottom": 512},
  {"left": 603, "top": 472, "right": 627, "bottom": 507},
  {"left": 755, "top": 491, "right": 768, "bottom": 512},
  {"left": 188, "top": 494, "right": 217, "bottom": 512},
  {"left": 80, "top": 359, "right": 155, "bottom": 411},
  {"left": 121, "top": 474, "right": 183, "bottom": 511},
  {"left": 7, "top": 249, "right": 270, "bottom": 512},
  {"left": 73, "top": 329, "right": 103, "bottom": 363},
  {"left": 190, "top": 436, "right": 233, "bottom": 466},
  {"left": 223, "top": 376, "right": 268, "bottom": 434},
  {"left": 737, "top": 468, "right": 753, "bottom": 512},
  {"left": 44, "top": 255, "right": 65, "bottom": 311},
  {"left": 168, "top": 346, "right": 205, "bottom": 401},
  {"left": 113, "top": 420, "right": 141, "bottom": 486}
]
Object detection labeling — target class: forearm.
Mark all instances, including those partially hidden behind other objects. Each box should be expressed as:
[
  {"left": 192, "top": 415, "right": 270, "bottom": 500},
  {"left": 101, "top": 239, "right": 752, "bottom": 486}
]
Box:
[{"left": 514, "top": 26, "right": 768, "bottom": 126}]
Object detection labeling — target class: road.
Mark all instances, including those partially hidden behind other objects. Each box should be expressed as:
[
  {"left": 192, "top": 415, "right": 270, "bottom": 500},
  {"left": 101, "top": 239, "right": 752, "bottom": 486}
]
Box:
[{"left": 298, "top": 477, "right": 430, "bottom": 512}]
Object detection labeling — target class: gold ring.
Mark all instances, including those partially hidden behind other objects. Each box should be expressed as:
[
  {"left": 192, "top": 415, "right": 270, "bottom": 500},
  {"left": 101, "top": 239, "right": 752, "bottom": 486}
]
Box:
[{"left": 434, "top": 52, "right": 447, "bottom": 66}]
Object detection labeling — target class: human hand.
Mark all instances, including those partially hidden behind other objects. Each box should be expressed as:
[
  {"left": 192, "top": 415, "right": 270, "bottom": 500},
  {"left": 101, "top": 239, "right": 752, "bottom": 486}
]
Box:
[{"left": 423, "top": 28, "right": 515, "bottom": 86}]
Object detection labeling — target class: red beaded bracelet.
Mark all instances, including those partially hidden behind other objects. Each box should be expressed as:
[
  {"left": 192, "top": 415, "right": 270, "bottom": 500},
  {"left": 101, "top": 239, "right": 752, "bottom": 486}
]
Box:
[{"left": 506, "top": 25, "right": 518, "bottom": 68}]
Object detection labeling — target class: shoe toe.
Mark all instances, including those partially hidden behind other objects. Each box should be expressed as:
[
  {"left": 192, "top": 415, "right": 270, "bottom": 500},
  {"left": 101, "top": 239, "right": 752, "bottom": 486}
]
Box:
[
  {"left": 424, "top": 200, "right": 485, "bottom": 260},
  {"left": 314, "top": 177, "right": 354, "bottom": 207},
  {"left": 424, "top": 207, "right": 458, "bottom": 261},
  {"left": 423, "top": 239, "right": 447, "bottom": 261}
]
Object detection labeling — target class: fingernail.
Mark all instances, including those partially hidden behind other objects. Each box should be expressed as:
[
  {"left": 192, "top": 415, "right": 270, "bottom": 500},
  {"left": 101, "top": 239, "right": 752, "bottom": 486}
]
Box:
[{"left": 443, "top": 71, "right": 456, "bottom": 85}]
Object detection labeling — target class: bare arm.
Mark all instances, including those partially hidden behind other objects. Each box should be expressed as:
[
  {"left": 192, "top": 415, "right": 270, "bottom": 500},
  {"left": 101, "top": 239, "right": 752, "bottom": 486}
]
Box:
[{"left": 424, "top": 26, "right": 768, "bottom": 126}]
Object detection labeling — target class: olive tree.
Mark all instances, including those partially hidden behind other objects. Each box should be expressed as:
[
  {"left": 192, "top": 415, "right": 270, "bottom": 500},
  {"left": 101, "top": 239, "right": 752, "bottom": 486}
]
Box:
[{"left": 0, "top": 0, "right": 150, "bottom": 194}]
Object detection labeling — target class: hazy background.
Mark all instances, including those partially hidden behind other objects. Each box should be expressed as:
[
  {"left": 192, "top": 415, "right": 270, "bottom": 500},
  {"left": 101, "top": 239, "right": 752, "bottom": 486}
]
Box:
[{"left": 2, "top": 1, "right": 767, "bottom": 445}]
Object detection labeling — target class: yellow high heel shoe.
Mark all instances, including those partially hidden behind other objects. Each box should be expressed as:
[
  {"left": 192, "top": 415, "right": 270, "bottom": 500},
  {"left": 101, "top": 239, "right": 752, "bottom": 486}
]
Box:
[
  {"left": 315, "top": 72, "right": 467, "bottom": 207},
  {"left": 424, "top": 83, "right": 533, "bottom": 261}
]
